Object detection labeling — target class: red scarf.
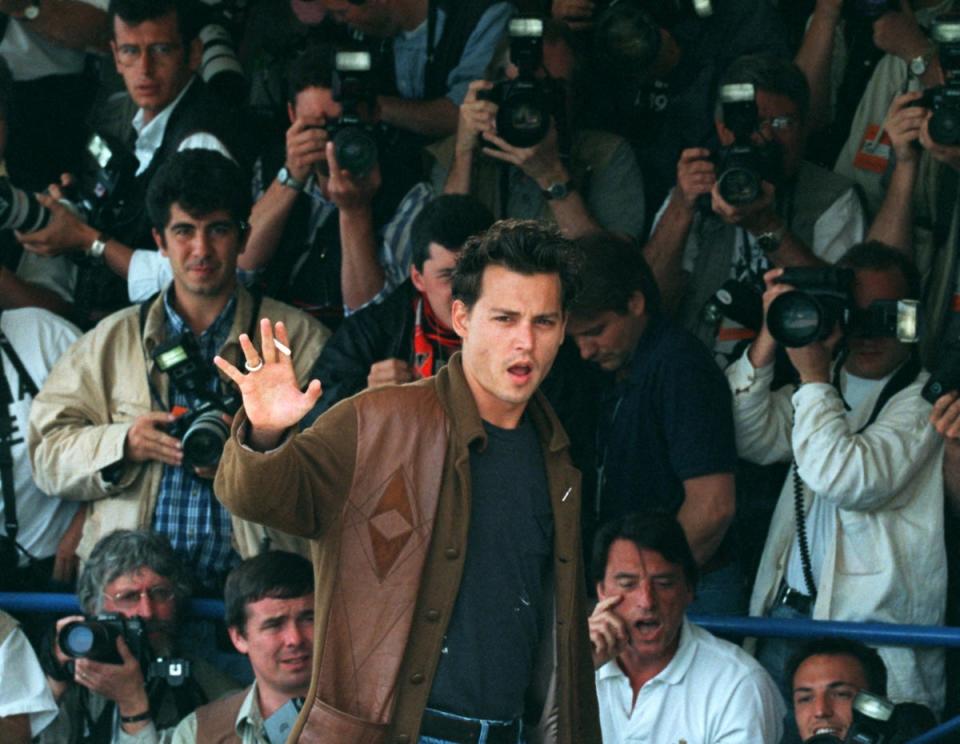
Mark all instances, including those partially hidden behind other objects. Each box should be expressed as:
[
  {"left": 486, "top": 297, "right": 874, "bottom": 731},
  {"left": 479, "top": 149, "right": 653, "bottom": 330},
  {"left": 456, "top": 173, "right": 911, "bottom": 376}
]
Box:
[{"left": 412, "top": 293, "right": 461, "bottom": 379}]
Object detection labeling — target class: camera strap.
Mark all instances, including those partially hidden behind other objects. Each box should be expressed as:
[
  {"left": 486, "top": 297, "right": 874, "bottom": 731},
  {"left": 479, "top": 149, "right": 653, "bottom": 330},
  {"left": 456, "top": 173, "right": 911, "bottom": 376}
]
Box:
[
  {"left": 0, "top": 328, "right": 39, "bottom": 549},
  {"left": 791, "top": 348, "right": 922, "bottom": 600}
]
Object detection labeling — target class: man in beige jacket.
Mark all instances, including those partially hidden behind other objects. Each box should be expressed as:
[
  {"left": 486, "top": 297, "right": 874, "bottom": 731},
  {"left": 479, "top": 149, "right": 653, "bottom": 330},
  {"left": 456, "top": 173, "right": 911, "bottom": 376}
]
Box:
[{"left": 28, "top": 149, "right": 329, "bottom": 593}]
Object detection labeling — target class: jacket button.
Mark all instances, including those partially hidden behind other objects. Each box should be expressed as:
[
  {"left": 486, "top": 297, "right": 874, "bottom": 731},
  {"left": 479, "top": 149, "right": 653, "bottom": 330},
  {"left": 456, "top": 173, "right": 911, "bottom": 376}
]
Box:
[
  {"left": 397, "top": 736, "right": 410, "bottom": 744},
  {"left": 426, "top": 609, "right": 440, "bottom": 622},
  {"left": 557, "top": 554, "right": 570, "bottom": 563},
  {"left": 410, "top": 672, "right": 425, "bottom": 684},
  {"left": 444, "top": 547, "right": 459, "bottom": 560}
]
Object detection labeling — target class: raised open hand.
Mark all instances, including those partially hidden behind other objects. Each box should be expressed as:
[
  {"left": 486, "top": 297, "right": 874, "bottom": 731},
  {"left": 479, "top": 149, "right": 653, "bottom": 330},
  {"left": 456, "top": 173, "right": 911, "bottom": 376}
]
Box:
[{"left": 214, "top": 318, "right": 322, "bottom": 449}]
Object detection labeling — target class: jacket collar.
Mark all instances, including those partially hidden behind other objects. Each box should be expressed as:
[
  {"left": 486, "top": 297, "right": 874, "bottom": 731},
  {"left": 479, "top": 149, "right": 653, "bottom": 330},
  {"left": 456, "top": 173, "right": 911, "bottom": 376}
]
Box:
[{"left": 434, "top": 352, "right": 572, "bottom": 455}]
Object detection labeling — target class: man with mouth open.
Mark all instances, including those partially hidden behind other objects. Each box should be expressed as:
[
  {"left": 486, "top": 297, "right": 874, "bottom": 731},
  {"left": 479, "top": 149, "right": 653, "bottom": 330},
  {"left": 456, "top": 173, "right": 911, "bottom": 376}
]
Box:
[
  {"left": 214, "top": 219, "right": 600, "bottom": 743},
  {"left": 589, "top": 511, "right": 784, "bottom": 743}
]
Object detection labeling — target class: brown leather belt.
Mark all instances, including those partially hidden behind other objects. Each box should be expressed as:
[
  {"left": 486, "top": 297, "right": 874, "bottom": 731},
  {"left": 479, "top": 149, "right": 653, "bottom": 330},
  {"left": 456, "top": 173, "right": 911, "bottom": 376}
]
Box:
[{"left": 420, "top": 709, "right": 521, "bottom": 744}]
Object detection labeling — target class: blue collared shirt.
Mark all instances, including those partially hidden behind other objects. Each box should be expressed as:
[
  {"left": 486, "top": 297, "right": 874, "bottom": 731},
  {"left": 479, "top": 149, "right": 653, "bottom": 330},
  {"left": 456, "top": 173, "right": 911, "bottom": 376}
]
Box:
[{"left": 151, "top": 288, "right": 240, "bottom": 592}]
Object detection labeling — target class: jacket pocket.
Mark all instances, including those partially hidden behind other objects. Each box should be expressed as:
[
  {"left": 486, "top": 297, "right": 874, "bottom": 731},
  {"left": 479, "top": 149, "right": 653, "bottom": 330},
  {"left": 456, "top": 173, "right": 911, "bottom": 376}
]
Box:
[
  {"left": 299, "top": 698, "right": 389, "bottom": 744},
  {"left": 835, "top": 513, "right": 882, "bottom": 576}
]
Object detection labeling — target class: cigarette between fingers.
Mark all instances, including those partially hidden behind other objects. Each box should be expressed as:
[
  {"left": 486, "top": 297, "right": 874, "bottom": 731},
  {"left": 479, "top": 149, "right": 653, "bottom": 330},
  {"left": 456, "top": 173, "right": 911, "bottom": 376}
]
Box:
[{"left": 274, "top": 338, "right": 292, "bottom": 356}]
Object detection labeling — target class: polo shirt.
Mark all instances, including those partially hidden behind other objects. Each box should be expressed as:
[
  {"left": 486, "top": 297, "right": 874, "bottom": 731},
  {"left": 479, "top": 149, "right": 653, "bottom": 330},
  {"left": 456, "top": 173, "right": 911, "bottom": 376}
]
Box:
[
  {"left": 595, "top": 619, "right": 784, "bottom": 743},
  {"left": 595, "top": 316, "right": 736, "bottom": 526}
]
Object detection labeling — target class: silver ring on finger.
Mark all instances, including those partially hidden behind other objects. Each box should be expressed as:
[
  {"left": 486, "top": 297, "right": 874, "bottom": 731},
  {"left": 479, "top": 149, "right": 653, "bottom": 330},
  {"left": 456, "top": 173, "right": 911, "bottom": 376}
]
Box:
[{"left": 244, "top": 358, "right": 264, "bottom": 373}]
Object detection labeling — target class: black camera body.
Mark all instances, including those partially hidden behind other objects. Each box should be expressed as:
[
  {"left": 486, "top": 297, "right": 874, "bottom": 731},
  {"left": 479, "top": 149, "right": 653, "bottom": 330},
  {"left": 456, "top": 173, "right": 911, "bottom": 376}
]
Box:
[
  {"left": 923, "top": 338, "right": 960, "bottom": 403},
  {"left": 329, "top": 50, "right": 380, "bottom": 177},
  {"left": 477, "top": 18, "right": 558, "bottom": 149},
  {"left": 767, "top": 267, "right": 856, "bottom": 347},
  {"left": 72, "top": 132, "right": 140, "bottom": 233},
  {"left": 152, "top": 333, "right": 239, "bottom": 468},
  {"left": 912, "top": 16, "right": 960, "bottom": 145},
  {"left": 844, "top": 0, "right": 898, "bottom": 21},
  {"left": 806, "top": 691, "right": 897, "bottom": 744},
  {"left": 715, "top": 83, "right": 782, "bottom": 206},
  {"left": 767, "top": 267, "right": 920, "bottom": 348},
  {"left": 59, "top": 613, "right": 193, "bottom": 685},
  {"left": 59, "top": 613, "right": 150, "bottom": 667}
]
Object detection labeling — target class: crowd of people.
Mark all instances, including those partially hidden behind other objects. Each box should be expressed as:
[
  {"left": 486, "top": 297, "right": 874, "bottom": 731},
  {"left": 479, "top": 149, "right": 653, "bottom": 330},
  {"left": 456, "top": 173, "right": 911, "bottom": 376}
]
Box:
[{"left": 2, "top": 0, "right": 960, "bottom": 742}]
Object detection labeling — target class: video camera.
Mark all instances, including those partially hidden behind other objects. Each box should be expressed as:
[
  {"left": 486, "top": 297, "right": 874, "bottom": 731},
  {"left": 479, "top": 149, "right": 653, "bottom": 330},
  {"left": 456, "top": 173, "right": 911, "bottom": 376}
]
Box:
[
  {"left": 911, "top": 16, "right": 960, "bottom": 145},
  {"left": 477, "top": 18, "right": 560, "bottom": 149},
  {"left": 766, "top": 267, "right": 920, "bottom": 348},
  {"left": 714, "top": 83, "right": 783, "bottom": 206},
  {"left": 328, "top": 50, "right": 380, "bottom": 178},
  {"left": 58, "top": 613, "right": 191, "bottom": 686},
  {"left": 152, "top": 333, "right": 239, "bottom": 468}
]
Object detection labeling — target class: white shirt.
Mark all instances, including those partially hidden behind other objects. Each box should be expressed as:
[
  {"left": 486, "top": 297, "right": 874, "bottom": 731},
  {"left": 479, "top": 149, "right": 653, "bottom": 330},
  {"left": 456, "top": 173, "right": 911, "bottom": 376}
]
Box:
[
  {"left": 595, "top": 620, "right": 784, "bottom": 744},
  {"left": 0, "top": 613, "right": 58, "bottom": 736},
  {"left": 131, "top": 77, "right": 232, "bottom": 176},
  {"left": 1, "top": 308, "right": 81, "bottom": 563}
]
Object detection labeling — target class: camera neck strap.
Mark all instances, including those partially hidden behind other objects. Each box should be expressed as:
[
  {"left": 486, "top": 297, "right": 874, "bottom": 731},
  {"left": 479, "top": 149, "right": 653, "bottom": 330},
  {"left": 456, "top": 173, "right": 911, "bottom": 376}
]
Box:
[{"left": 0, "top": 329, "right": 38, "bottom": 545}]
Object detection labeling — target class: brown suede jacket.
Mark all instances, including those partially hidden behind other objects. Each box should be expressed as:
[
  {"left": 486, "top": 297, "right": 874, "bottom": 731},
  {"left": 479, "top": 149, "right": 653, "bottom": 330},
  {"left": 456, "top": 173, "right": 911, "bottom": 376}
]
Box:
[{"left": 215, "top": 353, "right": 600, "bottom": 744}]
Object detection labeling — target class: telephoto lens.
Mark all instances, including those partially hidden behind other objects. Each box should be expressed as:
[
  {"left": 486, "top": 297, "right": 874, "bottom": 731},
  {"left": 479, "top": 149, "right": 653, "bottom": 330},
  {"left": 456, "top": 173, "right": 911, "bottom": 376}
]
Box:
[{"left": 0, "top": 178, "right": 52, "bottom": 232}]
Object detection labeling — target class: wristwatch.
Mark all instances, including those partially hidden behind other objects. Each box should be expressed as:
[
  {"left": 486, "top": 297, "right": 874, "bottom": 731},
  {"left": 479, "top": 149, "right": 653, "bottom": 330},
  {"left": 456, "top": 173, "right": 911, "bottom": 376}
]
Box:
[
  {"left": 87, "top": 233, "right": 109, "bottom": 260},
  {"left": 277, "top": 166, "right": 306, "bottom": 192},
  {"left": 23, "top": 1, "right": 39, "bottom": 20},
  {"left": 754, "top": 225, "right": 786, "bottom": 254},
  {"left": 541, "top": 179, "right": 575, "bottom": 201}
]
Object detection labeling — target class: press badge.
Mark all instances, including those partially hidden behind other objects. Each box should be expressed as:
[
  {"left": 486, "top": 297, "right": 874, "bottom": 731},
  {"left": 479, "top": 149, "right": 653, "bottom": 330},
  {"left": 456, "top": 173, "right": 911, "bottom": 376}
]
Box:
[{"left": 852, "top": 123, "right": 893, "bottom": 174}]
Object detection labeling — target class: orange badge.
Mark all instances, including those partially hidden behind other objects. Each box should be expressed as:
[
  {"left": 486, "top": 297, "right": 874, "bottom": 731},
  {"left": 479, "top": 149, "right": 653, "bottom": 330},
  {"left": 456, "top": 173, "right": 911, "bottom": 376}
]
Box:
[{"left": 852, "top": 123, "right": 893, "bottom": 174}]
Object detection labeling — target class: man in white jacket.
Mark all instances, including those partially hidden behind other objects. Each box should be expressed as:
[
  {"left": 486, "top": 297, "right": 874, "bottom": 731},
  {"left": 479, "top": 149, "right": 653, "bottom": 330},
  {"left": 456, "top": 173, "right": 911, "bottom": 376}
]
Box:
[{"left": 727, "top": 241, "right": 946, "bottom": 714}]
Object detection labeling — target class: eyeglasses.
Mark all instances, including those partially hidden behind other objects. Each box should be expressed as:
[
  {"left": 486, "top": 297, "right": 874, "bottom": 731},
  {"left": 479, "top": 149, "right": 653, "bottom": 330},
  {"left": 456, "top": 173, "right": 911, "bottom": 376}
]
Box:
[
  {"left": 759, "top": 116, "right": 798, "bottom": 132},
  {"left": 104, "top": 586, "right": 176, "bottom": 608},
  {"left": 115, "top": 43, "right": 182, "bottom": 67}
]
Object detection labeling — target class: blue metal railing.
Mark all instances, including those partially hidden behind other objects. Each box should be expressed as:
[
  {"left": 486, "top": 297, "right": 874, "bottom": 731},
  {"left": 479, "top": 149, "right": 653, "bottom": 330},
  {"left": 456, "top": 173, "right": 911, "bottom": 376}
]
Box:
[{"left": 4, "top": 594, "right": 960, "bottom": 741}]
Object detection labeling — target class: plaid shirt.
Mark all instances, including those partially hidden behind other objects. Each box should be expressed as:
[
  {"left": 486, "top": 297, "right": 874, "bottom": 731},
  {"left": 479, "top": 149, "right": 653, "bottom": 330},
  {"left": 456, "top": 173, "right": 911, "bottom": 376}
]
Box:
[{"left": 151, "top": 289, "right": 240, "bottom": 593}]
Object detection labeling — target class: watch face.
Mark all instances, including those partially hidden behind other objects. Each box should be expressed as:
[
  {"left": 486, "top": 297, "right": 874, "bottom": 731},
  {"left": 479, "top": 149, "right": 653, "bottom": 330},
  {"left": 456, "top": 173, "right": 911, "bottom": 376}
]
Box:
[
  {"left": 910, "top": 57, "right": 927, "bottom": 75},
  {"left": 547, "top": 182, "right": 569, "bottom": 199},
  {"left": 24, "top": 4, "right": 39, "bottom": 18}
]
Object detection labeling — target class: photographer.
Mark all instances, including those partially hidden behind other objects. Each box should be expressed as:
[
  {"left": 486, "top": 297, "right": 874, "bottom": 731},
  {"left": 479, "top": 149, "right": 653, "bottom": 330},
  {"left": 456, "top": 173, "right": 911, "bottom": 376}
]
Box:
[
  {"left": 238, "top": 44, "right": 434, "bottom": 326},
  {"left": 644, "top": 54, "right": 865, "bottom": 368},
  {"left": 726, "top": 242, "right": 946, "bottom": 713},
  {"left": 27, "top": 150, "right": 329, "bottom": 594},
  {"left": 433, "top": 19, "right": 646, "bottom": 240},
  {"left": 39, "top": 530, "right": 239, "bottom": 744},
  {"left": 15, "top": 0, "right": 249, "bottom": 323},
  {"left": 165, "top": 551, "right": 314, "bottom": 743}
]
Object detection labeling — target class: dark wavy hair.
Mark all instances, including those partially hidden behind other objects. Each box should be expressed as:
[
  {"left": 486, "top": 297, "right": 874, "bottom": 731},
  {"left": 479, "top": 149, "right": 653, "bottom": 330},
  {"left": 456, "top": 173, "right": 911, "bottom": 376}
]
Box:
[
  {"left": 451, "top": 219, "right": 580, "bottom": 311},
  {"left": 224, "top": 551, "right": 314, "bottom": 633},
  {"left": 591, "top": 511, "right": 698, "bottom": 589}
]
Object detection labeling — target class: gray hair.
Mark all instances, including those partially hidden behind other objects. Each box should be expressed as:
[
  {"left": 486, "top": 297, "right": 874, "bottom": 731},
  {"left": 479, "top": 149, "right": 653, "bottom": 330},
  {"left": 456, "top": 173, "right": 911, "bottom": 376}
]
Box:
[{"left": 76, "top": 530, "right": 193, "bottom": 615}]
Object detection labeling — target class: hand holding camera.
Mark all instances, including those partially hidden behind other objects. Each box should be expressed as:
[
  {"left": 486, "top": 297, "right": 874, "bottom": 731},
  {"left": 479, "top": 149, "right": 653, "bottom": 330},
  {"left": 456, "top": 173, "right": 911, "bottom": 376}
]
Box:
[
  {"left": 674, "top": 147, "right": 716, "bottom": 211},
  {"left": 325, "top": 140, "right": 381, "bottom": 213},
  {"left": 53, "top": 614, "right": 150, "bottom": 718},
  {"left": 883, "top": 90, "right": 927, "bottom": 165},
  {"left": 455, "top": 80, "right": 498, "bottom": 156},
  {"left": 930, "top": 390, "right": 960, "bottom": 438},
  {"left": 481, "top": 118, "right": 566, "bottom": 189},
  {"left": 285, "top": 117, "right": 330, "bottom": 185},
  {"left": 124, "top": 411, "right": 183, "bottom": 468}
]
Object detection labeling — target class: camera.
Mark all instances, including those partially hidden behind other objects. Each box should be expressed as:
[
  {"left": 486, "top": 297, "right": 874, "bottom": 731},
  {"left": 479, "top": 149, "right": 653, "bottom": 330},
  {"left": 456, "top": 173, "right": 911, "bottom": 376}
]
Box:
[
  {"left": 328, "top": 50, "right": 380, "bottom": 178},
  {"left": 152, "top": 333, "right": 239, "bottom": 468},
  {"left": 714, "top": 83, "right": 783, "bottom": 206},
  {"left": 477, "top": 18, "right": 560, "bottom": 148},
  {"left": 912, "top": 16, "right": 960, "bottom": 145},
  {"left": 72, "top": 132, "right": 140, "bottom": 232},
  {"left": 0, "top": 178, "right": 52, "bottom": 233},
  {"left": 198, "top": 0, "right": 247, "bottom": 101},
  {"left": 805, "top": 691, "right": 895, "bottom": 744},
  {"left": 59, "top": 613, "right": 192, "bottom": 685},
  {"left": 767, "top": 267, "right": 920, "bottom": 348}
]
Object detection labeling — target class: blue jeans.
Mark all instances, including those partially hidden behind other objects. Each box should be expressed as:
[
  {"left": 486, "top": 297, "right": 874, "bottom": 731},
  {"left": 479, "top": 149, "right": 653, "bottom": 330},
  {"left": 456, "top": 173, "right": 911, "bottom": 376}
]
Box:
[{"left": 418, "top": 708, "right": 525, "bottom": 744}]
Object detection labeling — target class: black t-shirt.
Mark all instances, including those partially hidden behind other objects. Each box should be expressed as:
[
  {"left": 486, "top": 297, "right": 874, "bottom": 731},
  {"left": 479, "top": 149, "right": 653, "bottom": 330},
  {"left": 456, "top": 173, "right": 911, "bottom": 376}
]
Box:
[
  {"left": 427, "top": 416, "right": 554, "bottom": 720},
  {"left": 596, "top": 316, "right": 737, "bottom": 526}
]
